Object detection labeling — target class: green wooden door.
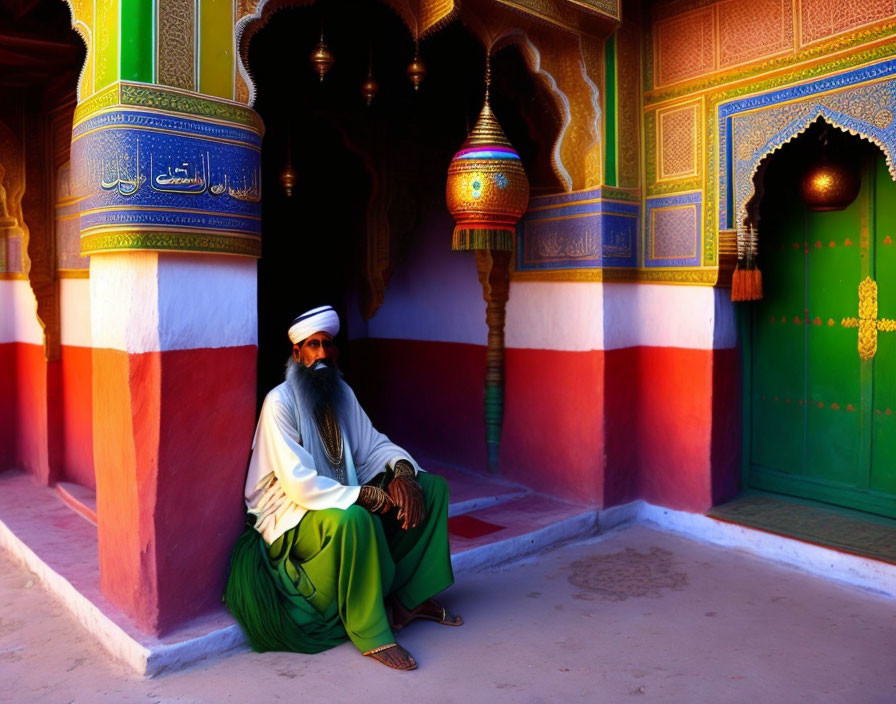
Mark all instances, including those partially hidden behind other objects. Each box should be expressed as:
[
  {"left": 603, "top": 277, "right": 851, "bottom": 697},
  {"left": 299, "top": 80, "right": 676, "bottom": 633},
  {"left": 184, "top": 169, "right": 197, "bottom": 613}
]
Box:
[{"left": 747, "top": 152, "right": 896, "bottom": 518}]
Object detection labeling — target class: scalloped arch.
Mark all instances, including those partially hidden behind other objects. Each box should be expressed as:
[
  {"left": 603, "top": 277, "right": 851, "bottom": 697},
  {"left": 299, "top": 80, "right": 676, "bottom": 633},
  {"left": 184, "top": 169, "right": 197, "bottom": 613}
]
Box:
[
  {"left": 60, "top": 1, "right": 91, "bottom": 102},
  {"left": 486, "top": 29, "right": 574, "bottom": 191},
  {"left": 235, "top": 0, "right": 456, "bottom": 106},
  {"left": 732, "top": 79, "right": 896, "bottom": 227}
]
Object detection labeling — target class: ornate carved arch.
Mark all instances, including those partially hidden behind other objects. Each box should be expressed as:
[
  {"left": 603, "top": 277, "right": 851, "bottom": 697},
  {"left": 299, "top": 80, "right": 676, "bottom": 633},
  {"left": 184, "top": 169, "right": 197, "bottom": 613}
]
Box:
[
  {"left": 235, "top": 1, "right": 587, "bottom": 191},
  {"left": 235, "top": 0, "right": 457, "bottom": 105},
  {"left": 60, "top": 1, "right": 92, "bottom": 101},
  {"left": 462, "top": 13, "right": 598, "bottom": 192},
  {"left": 732, "top": 79, "right": 896, "bottom": 228},
  {"left": 0, "top": 120, "right": 26, "bottom": 274},
  {"left": 488, "top": 29, "right": 574, "bottom": 191}
]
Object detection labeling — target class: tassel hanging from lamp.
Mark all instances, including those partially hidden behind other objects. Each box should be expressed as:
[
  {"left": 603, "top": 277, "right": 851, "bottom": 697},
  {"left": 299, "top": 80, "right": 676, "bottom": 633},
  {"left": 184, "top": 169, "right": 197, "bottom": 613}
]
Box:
[
  {"left": 446, "top": 54, "right": 529, "bottom": 470},
  {"left": 731, "top": 222, "right": 762, "bottom": 301}
]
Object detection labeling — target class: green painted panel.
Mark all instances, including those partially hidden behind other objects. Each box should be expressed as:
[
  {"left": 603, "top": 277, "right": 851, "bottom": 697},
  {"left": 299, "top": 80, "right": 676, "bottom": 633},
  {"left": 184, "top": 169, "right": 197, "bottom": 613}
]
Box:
[
  {"left": 871, "top": 156, "right": 896, "bottom": 497},
  {"left": 750, "top": 200, "right": 806, "bottom": 476},
  {"left": 121, "top": 0, "right": 155, "bottom": 83},
  {"left": 603, "top": 35, "right": 616, "bottom": 188},
  {"left": 804, "top": 175, "right": 867, "bottom": 488},
  {"left": 748, "top": 147, "right": 896, "bottom": 518}
]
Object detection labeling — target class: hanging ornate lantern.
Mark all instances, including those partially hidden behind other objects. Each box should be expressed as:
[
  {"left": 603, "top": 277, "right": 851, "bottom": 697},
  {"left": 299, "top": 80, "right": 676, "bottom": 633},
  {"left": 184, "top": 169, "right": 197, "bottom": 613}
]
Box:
[
  {"left": 310, "top": 31, "right": 334, "bottom": 82},
  {"left": 407, "top": 43, "right": 426, "bottom": 91},
  {"left": 446, "top": 85, "right": 529, "bottom": 471},
  {"left": 800, "top": 155, "right": 860, "bottom": 211},
  {"left": 446, "top": 100, "right": 529, "bottom": 251},
  {"left": 280, "top": 162, "right": 297, "bottom": 197}
]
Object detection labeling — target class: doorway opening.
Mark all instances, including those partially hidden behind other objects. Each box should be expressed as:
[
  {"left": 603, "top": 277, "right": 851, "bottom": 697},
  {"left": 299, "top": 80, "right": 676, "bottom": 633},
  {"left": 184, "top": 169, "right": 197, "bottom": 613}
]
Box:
[
  {"left": 741, "top": 118, "right": 896, "bottom": 521},
  {"left": 1, "top": 0, "right": 89, "bottom": 500},
  {"left": 246, "top": 1, "right": 560, "bottom": 434}
]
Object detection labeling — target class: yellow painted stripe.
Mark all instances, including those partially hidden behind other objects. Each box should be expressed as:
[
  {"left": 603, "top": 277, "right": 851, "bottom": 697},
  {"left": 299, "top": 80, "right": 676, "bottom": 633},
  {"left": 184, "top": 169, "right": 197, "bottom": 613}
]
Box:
[
  {"left": 94, "top": 0, "right": 120, "bottom": 90},
  {"left": 198, "top": 0, "right": 234, "bottom": 99},
  {"left": 71, "top": 0, "right": 95, "bottom": 98}
]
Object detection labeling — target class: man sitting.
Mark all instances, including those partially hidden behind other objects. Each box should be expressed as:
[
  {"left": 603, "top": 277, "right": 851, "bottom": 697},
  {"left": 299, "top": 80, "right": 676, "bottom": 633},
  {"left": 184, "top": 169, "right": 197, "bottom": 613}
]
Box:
[{"left": 225, "top": 305, "right": 461, "bottom": 670}]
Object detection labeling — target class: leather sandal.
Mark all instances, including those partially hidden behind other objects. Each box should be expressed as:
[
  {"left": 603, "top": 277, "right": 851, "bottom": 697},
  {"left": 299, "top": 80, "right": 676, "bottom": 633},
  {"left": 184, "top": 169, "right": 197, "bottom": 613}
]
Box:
[
  {"left": 362, "top": 643, "right": 417, "bottom": 670},
  {"left": 391, "top": 597, "right": 463, "bottom": 630}
]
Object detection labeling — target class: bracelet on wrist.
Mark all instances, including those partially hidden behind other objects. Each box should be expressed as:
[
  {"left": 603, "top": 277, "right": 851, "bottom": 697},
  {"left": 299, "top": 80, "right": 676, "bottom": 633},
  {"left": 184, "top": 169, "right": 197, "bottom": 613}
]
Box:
[{"left": 393, "top": 460, "right": 415, "bottom": 478}]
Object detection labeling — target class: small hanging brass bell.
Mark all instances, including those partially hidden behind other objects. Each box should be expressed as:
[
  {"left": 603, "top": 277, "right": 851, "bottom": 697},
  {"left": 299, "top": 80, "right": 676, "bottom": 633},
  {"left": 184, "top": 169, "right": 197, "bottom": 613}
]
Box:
[
  {"left": 310, "top": 35, "right": 334, "bottom": 82},
  {"left": 407, "top": 51, "right": 426, "bottom": 91},
  {"left": 361, "top": 73, "right": 379, "bottom": 106},
  {"left": 280, "top": 163, "right": 297, "bottom": 197}
]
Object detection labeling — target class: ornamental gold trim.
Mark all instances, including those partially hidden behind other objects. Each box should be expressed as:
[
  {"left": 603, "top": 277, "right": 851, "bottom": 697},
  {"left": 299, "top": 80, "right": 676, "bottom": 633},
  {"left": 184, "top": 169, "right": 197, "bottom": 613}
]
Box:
[
  {"left": 73, "top": 83, "right": 120, "bottom": 126},
  {"left": 511, "top": 267, "right": 719, "bottom": 285},
  {"left": 120, "top": 84, "right": 263, "bottom": 133},
  {"left": 74, "top": 82, "right": 263, "bottom": 134},
  {"left": 600, "top": 187, "right": 641, "bottom": 203},
  {"left": 81, "top": 231, "right": 261, "bottom": 257},
  {"left": 58, "top": 269, "right": 90, "bottom": 279},
  {"left": 841, "top": 277, "right": 896, "bottom": 360},
  {"left": 646, "top": 21, "right": 896, "bottom": 107}
]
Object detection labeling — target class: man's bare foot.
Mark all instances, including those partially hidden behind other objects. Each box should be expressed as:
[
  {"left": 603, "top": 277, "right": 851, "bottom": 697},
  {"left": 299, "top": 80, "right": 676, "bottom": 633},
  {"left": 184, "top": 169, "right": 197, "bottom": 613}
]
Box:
[
  {"left": 389, "top": 596, "right": 463, "bottom": 630},
  {"left": 363, "top": 643, "right": 417, "bottom": 670}
]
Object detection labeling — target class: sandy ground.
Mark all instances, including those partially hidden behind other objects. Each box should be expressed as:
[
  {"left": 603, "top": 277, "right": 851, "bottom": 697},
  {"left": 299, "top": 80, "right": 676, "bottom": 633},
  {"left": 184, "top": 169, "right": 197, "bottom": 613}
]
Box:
[{"left": 1, "top": 524, "right": 894, "bottom": 704}]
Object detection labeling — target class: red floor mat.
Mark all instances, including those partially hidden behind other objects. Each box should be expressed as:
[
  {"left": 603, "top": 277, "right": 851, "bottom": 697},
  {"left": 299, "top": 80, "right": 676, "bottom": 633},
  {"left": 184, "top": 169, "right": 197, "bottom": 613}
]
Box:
[{"left": 447, "top": 515, "right": 505, "bottom": 539}]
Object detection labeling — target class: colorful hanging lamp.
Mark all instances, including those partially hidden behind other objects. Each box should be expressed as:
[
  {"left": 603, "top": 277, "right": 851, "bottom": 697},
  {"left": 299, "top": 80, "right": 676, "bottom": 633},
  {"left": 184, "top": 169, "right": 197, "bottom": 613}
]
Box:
[
  {"left": 446, "top": 60, "right": 529, "bottom": 470},
  {"left": 446, "top": 91, "right": 529, "bottom": 251}
]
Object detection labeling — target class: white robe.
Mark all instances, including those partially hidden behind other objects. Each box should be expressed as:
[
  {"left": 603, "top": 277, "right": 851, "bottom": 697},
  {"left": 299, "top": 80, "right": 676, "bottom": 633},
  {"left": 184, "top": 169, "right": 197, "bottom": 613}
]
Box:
[{"left": 244, "top": 380, "right": 420, "bottom": 545}]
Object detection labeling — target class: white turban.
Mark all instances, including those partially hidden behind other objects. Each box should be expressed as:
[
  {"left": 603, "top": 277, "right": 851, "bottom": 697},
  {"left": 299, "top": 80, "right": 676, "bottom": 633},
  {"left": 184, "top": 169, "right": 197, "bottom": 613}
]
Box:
[{"left": 288, "top": 305, "right": 340, "bottom": 344}]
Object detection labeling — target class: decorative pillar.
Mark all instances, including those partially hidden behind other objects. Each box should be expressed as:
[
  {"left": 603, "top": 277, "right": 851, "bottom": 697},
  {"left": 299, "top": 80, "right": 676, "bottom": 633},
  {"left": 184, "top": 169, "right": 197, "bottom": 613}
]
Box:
[{"left": 71, "top": 81, "right": 262, "bottom": 634}]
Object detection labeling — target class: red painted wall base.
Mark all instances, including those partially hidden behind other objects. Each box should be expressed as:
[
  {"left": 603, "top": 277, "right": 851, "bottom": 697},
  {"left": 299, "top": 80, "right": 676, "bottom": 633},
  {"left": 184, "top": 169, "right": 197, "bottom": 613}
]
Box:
[
  {"left": 93, "top": 344, "right": 257, "bottom": 635},
  {"left": 349, "top": 338, "right": 740, "bottom": 512}
]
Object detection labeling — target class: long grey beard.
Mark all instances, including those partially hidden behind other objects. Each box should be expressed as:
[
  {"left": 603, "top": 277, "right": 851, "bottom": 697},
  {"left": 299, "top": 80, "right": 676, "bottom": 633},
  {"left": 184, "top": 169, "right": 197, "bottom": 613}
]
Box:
[
  {"left": 284, "top": 356, "right": 352, "bottom": 484},
  {"left": 285, "top": 356, "right": 348, "bottom": 423}
]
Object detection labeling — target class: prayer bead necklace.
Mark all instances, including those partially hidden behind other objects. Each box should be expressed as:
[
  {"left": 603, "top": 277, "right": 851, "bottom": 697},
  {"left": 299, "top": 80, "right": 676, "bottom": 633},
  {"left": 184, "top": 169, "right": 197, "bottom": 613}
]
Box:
[{"left": 315, "top": 406, "right": 346, "bottom": 484}]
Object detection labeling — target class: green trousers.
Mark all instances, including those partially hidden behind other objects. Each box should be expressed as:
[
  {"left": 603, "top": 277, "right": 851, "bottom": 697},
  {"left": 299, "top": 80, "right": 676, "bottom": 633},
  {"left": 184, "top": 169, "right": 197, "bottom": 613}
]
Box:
[{"left": 225, "top": 472, "right": 454, "bottom": 654}]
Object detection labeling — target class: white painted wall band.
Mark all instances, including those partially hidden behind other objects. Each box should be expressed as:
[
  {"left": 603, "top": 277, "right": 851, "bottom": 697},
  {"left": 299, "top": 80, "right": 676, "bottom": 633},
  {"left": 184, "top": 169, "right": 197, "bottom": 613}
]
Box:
[
  {"left": 601, "top": 283, "right": 736, "bottom": 351},
  {"left": 354, "top": 213, "right": 489, "bottom": 346},
  {"left": 506, "top": 281, "right": 605, "bottom": 351},
  {"left": 157, "top": 254, "right": 257, "bottom": 352},
  {"left": 90, "top": 253, "right": 257, "bottom": 353},
  {"left": 60, "top": 278, "right": 92, "bottom": 348},
  {"left": 0, "top": 280, "right": 44, "bottom": 345},
  {"left": 362, "top": 280, "right": 737, "bottom": 351}
]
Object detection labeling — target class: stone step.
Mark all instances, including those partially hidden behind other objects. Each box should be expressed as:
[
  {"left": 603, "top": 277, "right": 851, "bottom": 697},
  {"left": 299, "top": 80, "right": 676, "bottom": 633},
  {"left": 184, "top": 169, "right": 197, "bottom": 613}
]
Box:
[
  {"left": 1, "top": 466, "right": 596, "bottom": 675},
  {"left": 429, "top": 464, "right": 531, "bottom": 517},
  {"left": 448, "top": 494, "right": 597, "bottom": 575},
  {"left": 56, "top": 481, "right": 97, "bottom": 526}
]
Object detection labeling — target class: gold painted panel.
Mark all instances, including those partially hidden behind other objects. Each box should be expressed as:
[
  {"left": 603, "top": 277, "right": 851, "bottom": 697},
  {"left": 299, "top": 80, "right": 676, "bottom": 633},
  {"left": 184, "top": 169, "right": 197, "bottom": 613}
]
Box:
[
  {"left": 159, "top": 0, "right": 196, "bottom": 90},
  {"left": 616, "top": 9, "right": 642, "bottom": 189},
  {"left": 657, "top": 102, "right": 700, "bottom": 181}
]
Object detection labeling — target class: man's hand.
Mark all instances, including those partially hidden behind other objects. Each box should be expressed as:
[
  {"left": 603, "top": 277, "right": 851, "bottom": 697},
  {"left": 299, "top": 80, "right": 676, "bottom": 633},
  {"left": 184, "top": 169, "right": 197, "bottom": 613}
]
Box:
[
  {"left": 356, "top": 485, "right": 394, "bottom": 515},
  {"left": 387, "top": 462, "right": 426, "bottom": 530}
]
